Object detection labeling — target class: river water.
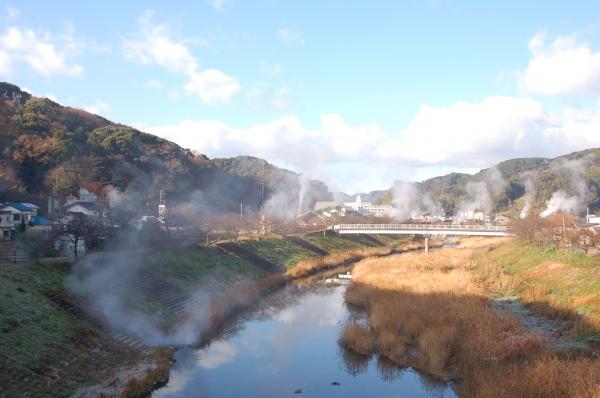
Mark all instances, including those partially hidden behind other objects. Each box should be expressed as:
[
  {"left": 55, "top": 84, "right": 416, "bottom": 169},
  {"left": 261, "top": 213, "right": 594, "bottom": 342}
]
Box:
[{"left": 153, "top": 284, "right": 457, "bottom": 398}]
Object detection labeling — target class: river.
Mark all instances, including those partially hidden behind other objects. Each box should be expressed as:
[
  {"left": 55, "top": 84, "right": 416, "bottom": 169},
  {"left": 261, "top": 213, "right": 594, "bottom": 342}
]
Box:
[{"left": 153, "top": 283, "right": 457, "bottom": 398}]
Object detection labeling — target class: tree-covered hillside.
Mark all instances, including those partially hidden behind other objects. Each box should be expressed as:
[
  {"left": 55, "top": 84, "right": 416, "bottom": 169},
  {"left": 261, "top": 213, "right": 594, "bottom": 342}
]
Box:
[
  {"left": 377, "top": 150, "right": 600, "bottom": 217},
  {"left": 0, "top": 82, "right": 331, "bottom": 214}
]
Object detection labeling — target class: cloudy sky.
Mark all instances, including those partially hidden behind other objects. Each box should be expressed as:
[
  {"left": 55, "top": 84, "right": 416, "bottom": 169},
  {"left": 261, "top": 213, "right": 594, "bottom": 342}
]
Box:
[{"left": 3, "top": 1, "right": 600, "bottom": 193}]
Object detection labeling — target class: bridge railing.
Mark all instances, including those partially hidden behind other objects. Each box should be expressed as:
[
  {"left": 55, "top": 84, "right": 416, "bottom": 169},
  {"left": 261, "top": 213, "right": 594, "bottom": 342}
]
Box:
[{"left": 334, "top": 223, "right": 509, "bottom": 232}]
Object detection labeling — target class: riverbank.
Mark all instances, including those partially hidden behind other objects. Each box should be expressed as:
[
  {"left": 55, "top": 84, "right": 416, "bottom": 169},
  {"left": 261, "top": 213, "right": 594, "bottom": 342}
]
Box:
[
  {"left": 342, "top": 237, "right": 600, "bottom": 397},
  {"left": 192, "top": 237, "right": 435, "bottom": 347},
  {"left": 0, "top": 232, "right": 414, "bottom": 397},
  {"left": 0, "top": 262, "right": 173, "bottom": 397}
]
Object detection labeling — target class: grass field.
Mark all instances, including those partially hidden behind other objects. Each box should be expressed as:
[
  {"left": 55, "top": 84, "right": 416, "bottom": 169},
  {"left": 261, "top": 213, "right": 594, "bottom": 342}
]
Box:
[
  {"left": 238, "top": 238, "right": 320, "bottom": 269},
  {"left": 304, "top": 234, "right": 378, "bottom": 253},
  {"left": 479, "top": 241, "right": 600, "bottom": 335},
  {"left": 144, "top": 245, "right": 267, "bottom": 291},
  {"left": 0, "top": 263, "right": 144, "bottom": 396}
]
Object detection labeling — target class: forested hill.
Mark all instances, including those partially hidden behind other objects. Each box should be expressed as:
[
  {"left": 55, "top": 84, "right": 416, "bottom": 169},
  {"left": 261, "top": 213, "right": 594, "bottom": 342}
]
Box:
[
  {"left": 0, "top": 82, "right": 331, "bottom": 214},
  {"left": 376, "top": 149, "right": 600, "bottom": 217}
]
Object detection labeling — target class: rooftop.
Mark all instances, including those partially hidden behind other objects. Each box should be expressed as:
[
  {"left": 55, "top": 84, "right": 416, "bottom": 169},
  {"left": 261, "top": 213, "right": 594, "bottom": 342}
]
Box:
[
  {"left": 1, "top": 202, "right": 39, "bottom": 212},
  {"left": 65, "top": 201, "right": 101, "bottom": 211},
  {"left": 29, "top": 215, "right": 54, "bottom": 226}
]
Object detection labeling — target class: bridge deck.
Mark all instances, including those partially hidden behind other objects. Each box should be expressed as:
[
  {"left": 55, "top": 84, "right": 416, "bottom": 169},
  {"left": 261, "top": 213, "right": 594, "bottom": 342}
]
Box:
[{"left": 332, "top": 223, "right": 514, "bottom": 237}]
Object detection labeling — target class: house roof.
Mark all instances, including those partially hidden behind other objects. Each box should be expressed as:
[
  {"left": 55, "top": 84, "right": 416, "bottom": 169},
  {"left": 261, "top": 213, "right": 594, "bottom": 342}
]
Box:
[
  {"left": 1, "top": 202, "right": 38, "bottom": 212},
  {"left": 65, "top": 201, "right": 101, "bottom": 211},
  {"left": 29, "top": 215, "right": 53, "bottom": 226}
]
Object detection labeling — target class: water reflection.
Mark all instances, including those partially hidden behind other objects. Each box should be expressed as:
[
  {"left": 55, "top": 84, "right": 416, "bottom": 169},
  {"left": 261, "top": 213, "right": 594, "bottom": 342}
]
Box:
[
  {"left": 154, "top": 284, "right": 456, "bottom": 398},
  {"left": 197, "top": 341, "right": 238, "bottom": 369},
  {"left": 338, "top": 345, "right": 370, "bottom": 377},
  {"left": 376, "top": 356, "right": 406, "bottom": 382}
]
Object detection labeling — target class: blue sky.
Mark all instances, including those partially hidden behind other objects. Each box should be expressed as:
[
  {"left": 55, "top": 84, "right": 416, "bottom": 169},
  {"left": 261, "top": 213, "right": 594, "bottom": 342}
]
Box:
[{"left": 3, "top": 1, "right": 600, "bottom": 193}]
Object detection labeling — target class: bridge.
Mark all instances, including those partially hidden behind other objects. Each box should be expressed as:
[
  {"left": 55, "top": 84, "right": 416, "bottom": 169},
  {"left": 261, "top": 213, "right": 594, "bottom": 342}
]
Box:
[{"left": 330, "top": 223, "right": 515, "bottom": 252}]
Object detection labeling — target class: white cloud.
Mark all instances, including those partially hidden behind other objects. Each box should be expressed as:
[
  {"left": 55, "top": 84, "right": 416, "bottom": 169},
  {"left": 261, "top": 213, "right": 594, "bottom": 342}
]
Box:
[
  {"left": 246, "top": 82, "right": 292, "bottom": 111},
  {"left": 6, "top": 7, "right": 19, "bottom": 18},
  {"left": 185, "top": 69, "right": 240, "bottom": 104},
  {"left": 520, "top": 32, "right": 600, "bottom": 95},
  {"left": 277, "top": 28, "right": 305, "bottom": 45},
  {"left": 123, "top": 10, "right": 239, "bottom": 104},
  {"left": 146, "top": 79, "right": 163, "bottom": 89},
  {"left": 0, "top": 49, "right": 10, "bottom": 75},
  {"left": 0, "top": 26, "right": 83, "bottom": 76},
  {"left": 208, "top": 0, "right": 226, "bottom": 11},
  {"left": 144, "top": 96, "right": 600, "bottom": 192},
  {"left": 378, "top": 96, "right": 549, "bottom": 165},
  {"left": 83, "top": 100, "right": 110, "bottom": 116},
  {"left": 260, "top": 63, "right": 283, "bottom": 76}
]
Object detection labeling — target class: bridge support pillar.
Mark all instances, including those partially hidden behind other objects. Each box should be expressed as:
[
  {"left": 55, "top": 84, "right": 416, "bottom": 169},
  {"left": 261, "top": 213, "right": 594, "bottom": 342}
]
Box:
[{"left": 424, "top": 235, "right": 430, "bottom": 254}]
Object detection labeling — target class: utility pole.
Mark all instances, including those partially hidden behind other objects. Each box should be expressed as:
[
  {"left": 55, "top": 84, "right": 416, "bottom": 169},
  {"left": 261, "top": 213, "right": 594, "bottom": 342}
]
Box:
[
  {"left": 261, "top": 159, "right": 266, "bottom": 206},
  {"left": 240, "top": 202, "right": 244, "bottom": 229},
  {"left": 587, "top": 207, "right": 590, "bottom": 224}
]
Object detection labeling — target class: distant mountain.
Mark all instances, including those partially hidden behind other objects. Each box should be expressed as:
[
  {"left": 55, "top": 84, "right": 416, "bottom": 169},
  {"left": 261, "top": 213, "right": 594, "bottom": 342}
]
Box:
[
  {"left": 377, "top": 150, "right": 600, "bottom": 217},
  {"left": 3, "top": 80, "right": 599, "bottom": 219},
  {"left": 333, "top": 190, "right": 387, "bottom": 204},
  {"left": 0, "top": 82, "right": 332, "bottom": 215}
]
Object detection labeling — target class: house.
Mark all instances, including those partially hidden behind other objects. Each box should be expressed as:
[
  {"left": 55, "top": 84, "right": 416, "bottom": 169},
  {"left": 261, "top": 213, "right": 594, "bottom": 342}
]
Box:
[
  {"left": 28, "top": 215, "right": 54, "bottom": 232},
  {"left": 64, "top": 201, "right": 101, "bottom": 217},
  {"left": 0, "top": 210, "right": 15, "bottom": 240},
  {"left": 0, "top": 202, "right": 40, "bottom": 231}
]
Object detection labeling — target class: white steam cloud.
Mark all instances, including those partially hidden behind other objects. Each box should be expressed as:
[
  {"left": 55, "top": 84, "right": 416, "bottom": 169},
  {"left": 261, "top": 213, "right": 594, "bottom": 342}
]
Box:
[
  {"left": 519, "top": 173, "right": 536, "bottom": 218},
  {"left": 455, "top": 167, "right": 506, "bottom": 222},
  {"left": 539, "top": 156, "right": 592, "bottom": 218},
  {"left": 390, "top": 181, "right": 439, "bottom": 220}
]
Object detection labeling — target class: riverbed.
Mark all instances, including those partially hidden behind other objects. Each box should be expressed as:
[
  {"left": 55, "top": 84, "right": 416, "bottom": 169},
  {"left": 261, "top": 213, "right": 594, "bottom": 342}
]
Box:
[{"left": 153, "top": 284, "right": 456, "bottom": 398}]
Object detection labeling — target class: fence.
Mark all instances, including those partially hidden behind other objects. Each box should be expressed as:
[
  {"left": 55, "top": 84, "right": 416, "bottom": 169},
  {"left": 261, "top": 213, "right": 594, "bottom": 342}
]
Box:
[{"left": 334, "top": 223, "right": 509, "bottom": 232}]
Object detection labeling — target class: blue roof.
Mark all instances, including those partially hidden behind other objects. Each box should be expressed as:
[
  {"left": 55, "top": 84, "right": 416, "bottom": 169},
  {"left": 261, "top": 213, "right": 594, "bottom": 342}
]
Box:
[
  {"left": 4, "top": 202, "right": 37, "bottom": 212},
  {"left": 29, "top": 215, "right": 53, "bottom": 225}
]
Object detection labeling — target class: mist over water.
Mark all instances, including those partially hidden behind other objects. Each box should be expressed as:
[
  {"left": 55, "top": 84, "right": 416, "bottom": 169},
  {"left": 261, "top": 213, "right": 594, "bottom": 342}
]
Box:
[
  {"left": 68, "top": 251, "right": 217, "bottom": 346},
  {"left": 153, "top": 285, "right": 456, "bottom": 398}
]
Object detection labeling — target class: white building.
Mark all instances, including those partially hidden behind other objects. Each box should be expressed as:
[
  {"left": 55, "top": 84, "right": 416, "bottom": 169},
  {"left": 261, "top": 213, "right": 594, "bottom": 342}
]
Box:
[
  {"left": 314, "top": 196, "right": 393, "bottom": 218},
  {"left": 587, "top": 214, "right": 600, "bottom": 225},
  {"left": 64, "top": 201, "right": 101, "bottom": 217}
]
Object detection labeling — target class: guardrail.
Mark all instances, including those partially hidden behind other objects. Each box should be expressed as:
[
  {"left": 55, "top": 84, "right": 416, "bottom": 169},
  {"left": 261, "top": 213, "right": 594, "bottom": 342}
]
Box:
[{"left": 333, "top": 224, "right": 510, "bottom": 232}]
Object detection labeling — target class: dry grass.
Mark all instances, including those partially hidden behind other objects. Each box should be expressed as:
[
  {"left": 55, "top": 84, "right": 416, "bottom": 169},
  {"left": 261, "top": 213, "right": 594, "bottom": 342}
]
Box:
[
  {"left": 465, "top": 355, "right": 600, "bottom": 398},
  {"left": 346, "top": 242, "right": 600, "bottom": 396},
  {"left": 288, "top": 240, "right": 432, "bottom": 278},
  {"left": 476, "top": 244, "right": 600, "bottom": 336},
  {"left": 456, "top": 237, "right": 512, "bottom": 249},
  {"left": 339, "top": 322, "right": 373, "bottom": 356}
]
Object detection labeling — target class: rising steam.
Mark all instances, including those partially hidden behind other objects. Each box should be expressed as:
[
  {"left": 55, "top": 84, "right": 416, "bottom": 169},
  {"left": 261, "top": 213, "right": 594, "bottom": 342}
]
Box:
[
  {"left": 455, "top": 167, "right": 506, "bottom": 222},
  {"left": 539, "top": 157, "right": 592, "bottom": 218}
]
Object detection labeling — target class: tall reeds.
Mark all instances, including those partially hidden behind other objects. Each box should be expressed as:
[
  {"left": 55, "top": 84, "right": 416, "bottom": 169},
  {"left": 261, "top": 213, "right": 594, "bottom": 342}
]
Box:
[{"left": 344, "top": 244, "right": 600, "bottom": 397}]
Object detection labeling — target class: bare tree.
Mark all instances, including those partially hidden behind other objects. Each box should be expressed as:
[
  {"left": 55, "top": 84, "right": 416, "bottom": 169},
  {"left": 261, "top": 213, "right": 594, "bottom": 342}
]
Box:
[
  {"left": 19, "top": 231, "right": 54, "bottom": 264},
  {"left": 509, "top": 215, "right": 551, "bottom": 244},
  {"left": 219, "top": 213, "right": 244, "bottom": 242},
  {"left": 55, "top": 213, "right": 106, "bottom": 257},
  {"left": 567, "top": 228, "right": 600, "bottom": 254}
]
